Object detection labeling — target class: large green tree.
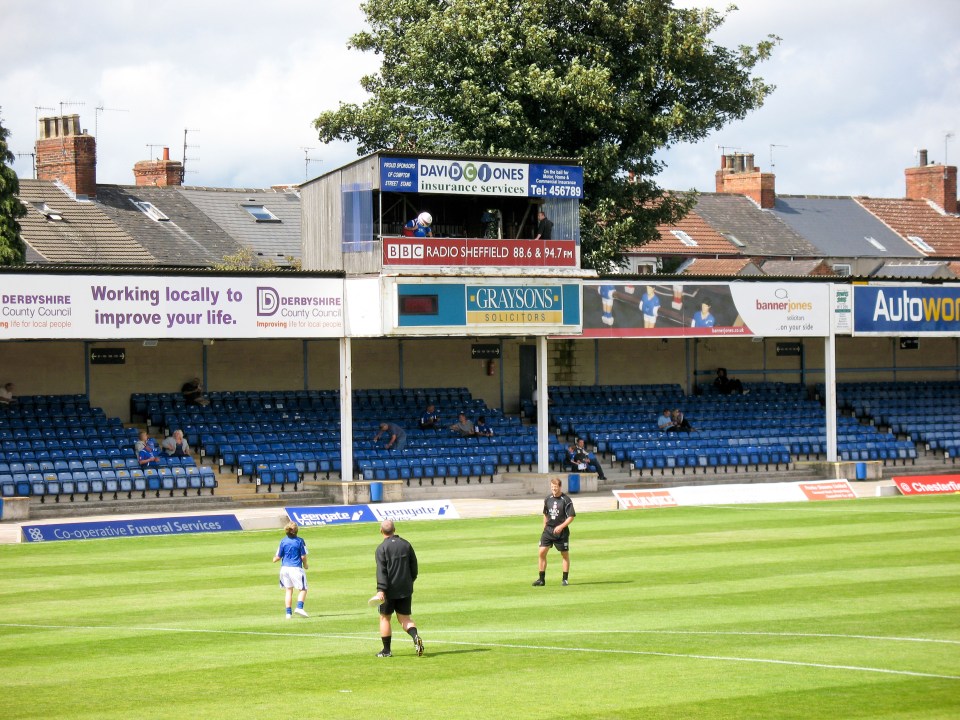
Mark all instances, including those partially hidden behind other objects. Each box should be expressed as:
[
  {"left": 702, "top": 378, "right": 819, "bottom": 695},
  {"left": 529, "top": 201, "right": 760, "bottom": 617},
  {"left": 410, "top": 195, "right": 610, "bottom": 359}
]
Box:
[
  {"left": 0, "top": 110, "right": 26, "bottom": 265},
  {"left": 315, "top": 0, "right": 777, "bottom": 270}
]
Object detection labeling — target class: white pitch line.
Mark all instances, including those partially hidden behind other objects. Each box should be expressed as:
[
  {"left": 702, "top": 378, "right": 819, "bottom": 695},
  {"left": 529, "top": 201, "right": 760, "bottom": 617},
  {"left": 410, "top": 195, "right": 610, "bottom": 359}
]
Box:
[
  {"left": 2, "top": 623, "right": 958, "bottom": 680},
  {"left": 422, "top": 629, "right": 960, "bottom": 646}
]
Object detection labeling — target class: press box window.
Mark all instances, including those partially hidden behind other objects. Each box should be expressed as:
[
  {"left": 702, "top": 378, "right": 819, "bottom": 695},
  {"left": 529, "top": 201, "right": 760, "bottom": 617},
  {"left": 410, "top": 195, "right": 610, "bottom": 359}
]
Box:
[
  {"left": 399, "top": 295, "right": 439, "bottom": 316},
  {"left": 241, "top": 204, "right": 281, "bottom": 223}
]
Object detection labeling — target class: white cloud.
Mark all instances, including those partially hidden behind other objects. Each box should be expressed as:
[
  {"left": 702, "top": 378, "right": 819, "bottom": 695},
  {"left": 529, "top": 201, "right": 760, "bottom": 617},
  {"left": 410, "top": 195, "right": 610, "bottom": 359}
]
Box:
[{"left": 3, "top": 0, "right": 959, "bottom": 199}]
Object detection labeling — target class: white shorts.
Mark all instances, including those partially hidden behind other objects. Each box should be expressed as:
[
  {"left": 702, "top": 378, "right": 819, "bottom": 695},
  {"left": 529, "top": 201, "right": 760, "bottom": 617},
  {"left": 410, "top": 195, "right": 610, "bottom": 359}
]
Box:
[{"left": 279, "top": 567, "right": 307, "bottom": 591}]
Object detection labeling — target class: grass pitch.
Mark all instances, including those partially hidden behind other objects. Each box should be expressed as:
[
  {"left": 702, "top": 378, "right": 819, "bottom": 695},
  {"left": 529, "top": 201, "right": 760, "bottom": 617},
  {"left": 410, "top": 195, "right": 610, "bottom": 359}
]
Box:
[{"left": 1, "top": 495, "right": 959, "bottom": 719}]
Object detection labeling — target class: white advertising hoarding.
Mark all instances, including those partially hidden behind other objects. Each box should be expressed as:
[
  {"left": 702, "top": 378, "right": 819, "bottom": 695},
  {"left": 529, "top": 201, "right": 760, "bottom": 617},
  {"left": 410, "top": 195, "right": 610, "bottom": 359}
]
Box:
[{"left": 0, "top": 275, "right": 345, "bottom": 340}]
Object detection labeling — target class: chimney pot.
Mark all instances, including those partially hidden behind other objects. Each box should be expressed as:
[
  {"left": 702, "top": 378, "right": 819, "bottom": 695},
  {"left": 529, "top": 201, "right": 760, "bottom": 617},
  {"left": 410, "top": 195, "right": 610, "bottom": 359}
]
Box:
[
  {"left": 162, "top": 147, "right": 170, "bottom": 161},
  {"left": 918, "top": 149, "right": 928, "bottom": 167}
]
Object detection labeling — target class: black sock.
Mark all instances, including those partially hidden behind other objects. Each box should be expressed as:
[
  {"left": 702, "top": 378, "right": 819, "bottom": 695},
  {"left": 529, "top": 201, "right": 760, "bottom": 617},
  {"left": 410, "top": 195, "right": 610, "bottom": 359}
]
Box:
[
  {"left": 562, "top": 571, "right": 569, "bottom": 581},
  {"left": 382, "top": 636, "right": 392, "bottom": 652},
  {"left": 406, "top": 626, "right": 419, "bottom": 640},
  {"left": 538, "top": 571, "right": 545, "bottom": 581}
]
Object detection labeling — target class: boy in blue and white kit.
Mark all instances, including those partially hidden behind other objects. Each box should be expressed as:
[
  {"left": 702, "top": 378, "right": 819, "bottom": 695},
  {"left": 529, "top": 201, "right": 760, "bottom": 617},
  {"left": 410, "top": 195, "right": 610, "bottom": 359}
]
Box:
[{"left": 272, "top": 522, "right": 309, "bottom": 619}]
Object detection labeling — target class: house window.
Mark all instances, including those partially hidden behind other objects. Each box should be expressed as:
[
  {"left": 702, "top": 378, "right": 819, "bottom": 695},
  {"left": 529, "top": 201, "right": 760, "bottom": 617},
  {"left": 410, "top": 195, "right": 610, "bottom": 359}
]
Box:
[
  {"left": 670, "top": 229, "right": 697, "bottom": 246},
  {"left": 864, "top": 236, "right": 887, "bottom": 252},
  {"left": 906, "top": 235, "right": 935, "bottom": 253},
  {"left": 241, "top": 204, "right": 280, "bottom": 222},
  {"left": 832, "top": 263, "right": 852, "bottom": 276},
  {"left": 130, "top": 200, "right": 170, "bottom": 222}
]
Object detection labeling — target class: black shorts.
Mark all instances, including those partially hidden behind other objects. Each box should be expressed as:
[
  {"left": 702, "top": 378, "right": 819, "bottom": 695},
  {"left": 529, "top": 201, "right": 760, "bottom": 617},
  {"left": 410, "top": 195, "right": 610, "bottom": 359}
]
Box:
[
  {"left": 540, "top": 529, "right": 570, "bottom": 551},
  {"left": 380, "top": 595, "right": 413, "bottom": 617}
]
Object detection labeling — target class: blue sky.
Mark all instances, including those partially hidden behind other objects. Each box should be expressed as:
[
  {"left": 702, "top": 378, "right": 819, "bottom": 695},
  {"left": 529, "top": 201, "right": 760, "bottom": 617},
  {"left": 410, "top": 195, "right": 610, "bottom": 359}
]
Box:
[{"left": 2, "top": 0, "right": 957, "bottom": 199}]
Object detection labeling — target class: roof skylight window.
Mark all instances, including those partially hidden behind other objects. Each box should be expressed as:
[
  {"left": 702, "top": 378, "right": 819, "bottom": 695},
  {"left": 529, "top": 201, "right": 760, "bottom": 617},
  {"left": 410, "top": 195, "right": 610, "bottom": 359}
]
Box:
[
  {"left": 670, "top": 229, "right": 697, "bottom": 246},
  {"left": 241, "top": 204, "right": 281, "bottom": 223},
  {"left": 33, "top": 202, "right": 63, "bottom": 221},
  {"left": 906, "top": 235, "right": 935, "bottom": 253},
  {"left": 130, "top": 199, "right": 170, "bottom": 222},
  {"left": 864, "top": 236, "right": 887, "bottom": 252},
  {"left": 722, "top": 232, "right": 746, "bottom": 247}
]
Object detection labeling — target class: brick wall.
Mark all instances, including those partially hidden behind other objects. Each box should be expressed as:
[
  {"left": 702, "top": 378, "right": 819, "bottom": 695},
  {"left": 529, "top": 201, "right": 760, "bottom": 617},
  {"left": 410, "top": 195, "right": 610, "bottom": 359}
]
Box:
[
  {"left": 35, "top": 115, "right": 97, "bottom": 198},
  {"left": 905, "top": 164, "right": 957, "bottom": 213}
]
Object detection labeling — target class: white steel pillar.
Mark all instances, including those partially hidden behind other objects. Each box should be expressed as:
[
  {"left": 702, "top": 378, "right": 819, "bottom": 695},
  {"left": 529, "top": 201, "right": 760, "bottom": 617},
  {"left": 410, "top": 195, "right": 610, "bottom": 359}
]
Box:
[
  {"left": 339, "top": 337, "right": 354, "bottom": 482},
  {"left": 824, "top": 331, "right": 838, "bottom": 462},
  {"left": 537, "top": 335, "right": 549, "bottom": 473}
]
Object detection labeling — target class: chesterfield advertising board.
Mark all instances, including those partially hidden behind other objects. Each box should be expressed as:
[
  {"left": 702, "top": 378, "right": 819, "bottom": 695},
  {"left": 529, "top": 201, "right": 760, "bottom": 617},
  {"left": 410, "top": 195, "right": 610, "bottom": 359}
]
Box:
[
  {"left": 580, "top": 282, "right": 829, "bottom": 338},
  {"left": 0, "top": 275, "right": 344, "bottom": 340},
  {"left": 853, "top": 285, "right": 960, "bottom": 336}
]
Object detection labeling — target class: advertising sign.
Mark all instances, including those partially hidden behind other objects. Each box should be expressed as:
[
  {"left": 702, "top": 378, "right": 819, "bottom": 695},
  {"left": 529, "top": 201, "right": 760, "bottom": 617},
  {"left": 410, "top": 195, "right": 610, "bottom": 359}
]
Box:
[
  {"left": 854, "top": 285, "right": 960, "bottom": 336},
  {"left": 286, "top": 500, "right": 458, "bottom": 527},
  {"left": 0, "top": 276, "right": 344, "bottom": 340},
  {"left": 581, "top": 282, "right": 829, "bottom": 338},
  {"left": 528, "top": 164, "right": 584, "bottom": 199},
  {"left": 21, "top": 514, "right": 243, "bottom": 543},
  {"left": 379, "top": 157, "right": 583, "bottom": 198},
  {"left": 833, "top": 285, "right": 853, "bottom": 335},
  {"left": 466, "top": 285, "right": 564, "bottom": 325},
  {"left": 892, "top": 475, "right": 960, "bottom": 495},
  {"left": 395, "top": 281, "right": 581, "bottom": 331},
  {"left": 382, "top": 237, "right": 577, "bottom": 268},
  {"left": 613, "top": 479, "right": 857, "bottom": 509},
  {"left": 285, "top": 505, "right": 376, "bottom": 527}
]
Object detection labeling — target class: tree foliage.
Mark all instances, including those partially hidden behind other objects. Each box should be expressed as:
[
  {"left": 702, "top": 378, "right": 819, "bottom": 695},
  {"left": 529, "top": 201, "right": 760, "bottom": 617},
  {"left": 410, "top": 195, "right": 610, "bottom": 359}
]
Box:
[
  {"left": 213, "top": 246, "right": 302, "bottom": 271},
  {"left": 315, "top": 0, "right": 777, "bottom": 271},
  {"left": 0, "top": 110, "right": 26, "bottom": 265}
]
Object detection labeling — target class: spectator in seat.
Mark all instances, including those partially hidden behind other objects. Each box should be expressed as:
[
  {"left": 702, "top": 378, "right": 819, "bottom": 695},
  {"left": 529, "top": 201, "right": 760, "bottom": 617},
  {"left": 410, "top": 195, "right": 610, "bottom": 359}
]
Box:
[
  {"left": 137, "top": 431, "right": 161, "bottom": 468},
  {"left": 713, "top": 367, "right": 747, "bottom": 395},
  {"left": 657, "top": 409, "right": 675, "bottom": 432},
  {"left": 667, "top": 409, "right": 695, "bottom": 433},
  {"left": 181, "top": 377, "right": 210, "bottom": 407},
  {"left": 573, "top": 438, "right": 607, "bottom": 480},
  {"left": 374, "top": 421, "right": 407, "bottom": 451},
  {"left": 474, "top": 415, "right": 494, "bottom": 438},
  {"left": 136, "top": 429, "right": 160, "bottom": 455},
  {"left": 0, "top": 382, "right": 17, "bottom": 405},
  {"left": 162, "top": 429, "right": 191, "bottom": 457},
  {"left": 418, "top": 404, "right": 440, "bottom": 430},
  {"left": 449, "top": 412, "right": 476, "bottom": 437}
]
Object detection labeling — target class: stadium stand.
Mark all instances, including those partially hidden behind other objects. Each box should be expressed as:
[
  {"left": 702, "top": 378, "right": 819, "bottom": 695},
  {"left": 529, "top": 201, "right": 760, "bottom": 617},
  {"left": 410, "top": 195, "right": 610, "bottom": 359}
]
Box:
[
  {"left": 129, "top": 387, "right": 568, "bottom": 489},
  {"left": 547, "top": 382, "right": 917, "bottom": 477},
  {"left": 0, "top": 394, "right": 216, "bottom": 503}
]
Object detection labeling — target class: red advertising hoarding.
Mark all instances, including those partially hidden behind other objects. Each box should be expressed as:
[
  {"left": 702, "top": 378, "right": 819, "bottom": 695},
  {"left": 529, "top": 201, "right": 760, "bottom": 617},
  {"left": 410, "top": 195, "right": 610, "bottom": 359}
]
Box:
[
  {"left": 383, "top": 237, "right": 577, "bottom": 268},
  {"left": 893, "top": 475, "right": 960, "bottom": 495}
]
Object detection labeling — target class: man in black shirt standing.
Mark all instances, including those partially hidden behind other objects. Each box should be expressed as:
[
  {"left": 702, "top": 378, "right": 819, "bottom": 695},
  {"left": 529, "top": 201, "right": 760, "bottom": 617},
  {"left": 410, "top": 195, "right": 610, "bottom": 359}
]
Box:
[
  {"left": 533, "top": 477, "right": 576, "bottom": 586},
  {"left": 534, "top": 209, "right": 553, "bottom": 241},
  {"left": 373, "top": 519, "right": 424, "bottom": 658}
]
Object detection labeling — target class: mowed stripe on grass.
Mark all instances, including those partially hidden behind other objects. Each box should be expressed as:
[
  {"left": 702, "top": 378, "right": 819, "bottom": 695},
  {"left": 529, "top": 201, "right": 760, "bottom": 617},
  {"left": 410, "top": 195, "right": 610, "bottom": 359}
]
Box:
[{"left": 0, "top": 495, "right": 958, "bottom": 719}]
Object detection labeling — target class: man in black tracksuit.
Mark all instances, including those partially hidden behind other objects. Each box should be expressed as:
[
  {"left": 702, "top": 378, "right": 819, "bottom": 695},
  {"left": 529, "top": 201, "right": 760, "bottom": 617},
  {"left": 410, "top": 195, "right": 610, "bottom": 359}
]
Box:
[{"left": 373, "top": 519, "right": 424, "bottom": 658}]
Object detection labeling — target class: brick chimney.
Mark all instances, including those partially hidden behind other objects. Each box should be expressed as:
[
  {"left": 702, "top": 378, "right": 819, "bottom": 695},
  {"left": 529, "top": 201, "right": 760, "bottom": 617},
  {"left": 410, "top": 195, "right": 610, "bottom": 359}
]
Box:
[
  {"left": 905, "top": 150, "right": 957, "bottom": 213},
  {"left": 133, "top": 147, "right": 183, "bottom": 187},
  {"left": 715, "top": 152, "right": 776, "bottom": 209},
  {"left": 35, "top": 114, "right": 97, "bottom": 198}
]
